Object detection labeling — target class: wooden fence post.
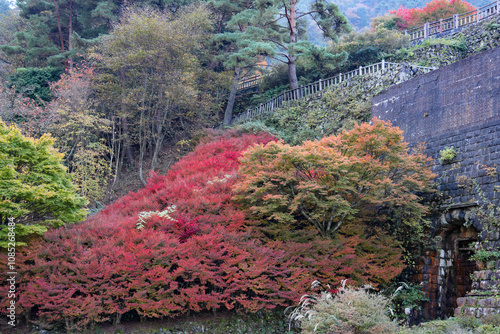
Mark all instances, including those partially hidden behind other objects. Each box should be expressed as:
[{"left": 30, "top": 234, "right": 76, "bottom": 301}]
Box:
[
  {"left": 497, "top": 0, "right": 500, "bottom": 15},
  {"left": 424, "top": 22, "right": 429, "bottom": 38},
  {"left": 382, "top": 59, "right": 385, "bottom": 70},
  {"left": 454, "top": 14, "right": 459, "bottom": 28},
  {"left": 439, "top": 18, "right": 443, "bottom": 32}
]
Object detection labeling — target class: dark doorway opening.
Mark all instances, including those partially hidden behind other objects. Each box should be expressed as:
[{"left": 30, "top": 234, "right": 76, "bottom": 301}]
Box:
[{"left": 455, "top": 238, "right": 478, "bottom": 299}]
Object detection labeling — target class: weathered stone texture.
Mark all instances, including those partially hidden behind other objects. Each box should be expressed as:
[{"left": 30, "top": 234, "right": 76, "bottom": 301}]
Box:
[
  {"left": 372, "top": 46, "right": 500, "bottom": 207},
  {"left": 372, "top": 46, "right": 500, "bottom": 321},
  {"left": 373, "top": 46, "right": 500, "bottom": 143},
  {"left": 407, "top": 15, "right": 500, "bottom": 67}
]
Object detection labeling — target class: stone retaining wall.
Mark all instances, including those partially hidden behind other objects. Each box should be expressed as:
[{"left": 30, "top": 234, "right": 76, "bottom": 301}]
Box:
[
  {"left": 404, "top": 15, "right": 500, "bottom": 68},
  {"left": 455, "top": 266, "right": 500, "bottom": 317},
  {"left": 372, "top": 46, "right": 500, "bottom": 320}
]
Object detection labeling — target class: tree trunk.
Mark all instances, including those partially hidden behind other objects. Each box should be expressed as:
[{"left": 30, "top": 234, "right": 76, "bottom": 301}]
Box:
[
  {"left": 121, "top": 116, "right": 134, "bottom": 166},
  {"left": 223, "top": 67, "right": 241, "bottom": 126},
  {"left": 288, "top": 0, "right": 299, "bottom": 90},
  {"left": 288, "top": 58, "right": 299, "bottom": 90},
  {"left": 68, "top": 0, "right": 73, "bottom": 70},
  {"left": 138, "top": 76, "right": 149, "bottom": 185},
  {"left": 138, "top": 109, "right": 147, "bottom": 185},
  {"left": 53, "top": 0, "right": 65, "bottom": 51},
  {"left": 120, "top": 69, "right": 134, "bottom": 167}
]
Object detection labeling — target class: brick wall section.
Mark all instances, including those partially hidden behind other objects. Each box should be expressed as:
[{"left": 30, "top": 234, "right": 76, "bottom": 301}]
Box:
[
  {"left": 372, "top": 46, "right": 500, "bottom": 206},
  {"left": 425, "top": 119, "right": 500, "bottom": 206}
]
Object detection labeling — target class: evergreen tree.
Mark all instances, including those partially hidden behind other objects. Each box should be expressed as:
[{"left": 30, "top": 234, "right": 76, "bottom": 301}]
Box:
[
  {"left": 0, "top": 0, "right": 10, "bottom": 15},
  {"left": 6, "top": 0, "right": 197, "bottom": 68},
  {"left": 246, "top": 0, "right": 351, "bottom": 90},
  {"left": 207, "top": 0, "right": 273, "bottom": 125},
  {"left": 97, "top": 5, "right": 216, "bottom": 184},
  {"left": 9, "top": 0, "right": 122, "bottom": 67}
]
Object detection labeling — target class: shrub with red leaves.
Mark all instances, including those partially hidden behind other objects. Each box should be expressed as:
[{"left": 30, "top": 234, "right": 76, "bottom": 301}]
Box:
[
  {"left": 390, "top": 0, "right": 476, "bottom": 30},
  {"left": 0, "top": 129, "right": 404, "bottom": 331}
]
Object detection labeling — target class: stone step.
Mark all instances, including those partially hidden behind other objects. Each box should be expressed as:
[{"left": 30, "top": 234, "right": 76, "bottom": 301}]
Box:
[
  {"left": 457, "top": 296, "right": 500, "bottom": 308},
  {"left": 455, "top": 307, "right": 500, "bottom": 317}
]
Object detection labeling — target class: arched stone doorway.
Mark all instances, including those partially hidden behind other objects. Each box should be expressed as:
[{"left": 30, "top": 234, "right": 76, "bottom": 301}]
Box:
[{"left": 416, "top": 203, "right": 481, "bottom": 319}]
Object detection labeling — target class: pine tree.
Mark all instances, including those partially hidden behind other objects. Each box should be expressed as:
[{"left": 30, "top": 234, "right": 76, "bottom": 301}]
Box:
[
  {"left": 0, "top": 0, "right": 10, "bottom": 15},
  {"left": 245, "top": 0, "right": 351, "bottom": 90},
  {"left": 207, "top": 0, "right": 274, "bottom": 125}
]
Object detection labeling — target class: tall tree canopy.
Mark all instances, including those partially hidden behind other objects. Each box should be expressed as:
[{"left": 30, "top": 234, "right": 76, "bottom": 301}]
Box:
[
  {"left": 386, "top": 0, "right": 475, "bottom": 31},
  {"left": 5, "top": 0, "right": 199, "bottom": 68},
  {"left": 207, "top": 0, "right": 284, "bottom": 125},
  {"left": 0, "top": 0, "right": 10, "bottom": 15},
  {"left": 96, "top": 5, "right": 218, "bottom": 184}
]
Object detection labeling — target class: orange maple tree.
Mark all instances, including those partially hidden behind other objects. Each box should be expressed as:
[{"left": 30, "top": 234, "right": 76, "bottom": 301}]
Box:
[{"left": 234, "top": 118, "right": 436, "bottom": 239}]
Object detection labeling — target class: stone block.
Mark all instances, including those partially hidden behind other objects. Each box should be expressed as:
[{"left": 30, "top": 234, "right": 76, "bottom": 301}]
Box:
[
  {"left": 457, "top": 297, "right": 466, "bottom": 307},
  {"left": 466, "top": 297, "right": 478, "bottom": 306},
  {"left": 483, "top": 308, "right": 493, "bottom": 316},
  {"left": 465, "top": 307, "right": 476, "bottom": 317},
  {"left": 476, "top": 308, "right": 484, "bottom": 318},
  {"left": 481, "top": 270, "right": 493, "bottom": 280},
  {"left": 484, "top": 298, "right": 496, "bottom": 308},
  {"left": 480, "top": 280, "right": 490, "bottom": 290}
]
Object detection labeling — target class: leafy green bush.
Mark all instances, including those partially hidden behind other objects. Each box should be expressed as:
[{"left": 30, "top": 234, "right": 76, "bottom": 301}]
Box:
[
  {"left": 330, "top": 27, "right": 410, "bottom": 73},
  {"left": 0, "top": 120, "right": 87, "bottom": 247},
  {"left": 263, "top": 77, "right": 376, "bottom": 145},
  {"left": 234, "top": 120, "right": 284, "bottom": 139},
  {"left": 439, "top": 146, "right": 457, "bottom": 164},
  {"left": 7, "top": 66, "right": 62, "bottom": 103},
  {"left": 386, "top": 282, "right": 429, "bottom": 323}
]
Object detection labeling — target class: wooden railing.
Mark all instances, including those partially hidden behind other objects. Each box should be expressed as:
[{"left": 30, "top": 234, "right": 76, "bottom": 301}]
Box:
[
  {"left": 407, "top": 1, "right": 499, "bottom": 41},
  {"left": 228, "top": 60, "right": 436, "bottom": 126},
  {"left": 237, "top": 74, "right": 263, "bottom": 91}
]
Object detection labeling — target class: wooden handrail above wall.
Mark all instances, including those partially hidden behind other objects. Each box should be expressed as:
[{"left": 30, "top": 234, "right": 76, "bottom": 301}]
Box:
[{"left": 406, "top": 1, "right": 499, "bottom": 41}]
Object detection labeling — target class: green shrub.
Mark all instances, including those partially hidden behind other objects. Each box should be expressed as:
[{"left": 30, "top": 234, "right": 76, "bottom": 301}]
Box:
[
  {"left": 0, "top": 120, "right": 87, "bottom": 247},
  {"left": 439, "top": 146, "right": 457, "bottom": 164},
  {"left": 386, "top": 283, "right": 429, "bottom": 323},
  {"left": 485, "top": 21, "right": 500, "bottom": 31}
]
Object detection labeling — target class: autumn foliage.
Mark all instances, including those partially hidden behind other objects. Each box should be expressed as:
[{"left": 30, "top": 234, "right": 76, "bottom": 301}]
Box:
[
  {"left": 0, "top": 128, "right": 411, "bottom": 330},
  {"left": 234, "top": 119, "right": 436, "bottom": 240},
  {"left": 389, "top": 0, "right": 476, "bottom": 30}
]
